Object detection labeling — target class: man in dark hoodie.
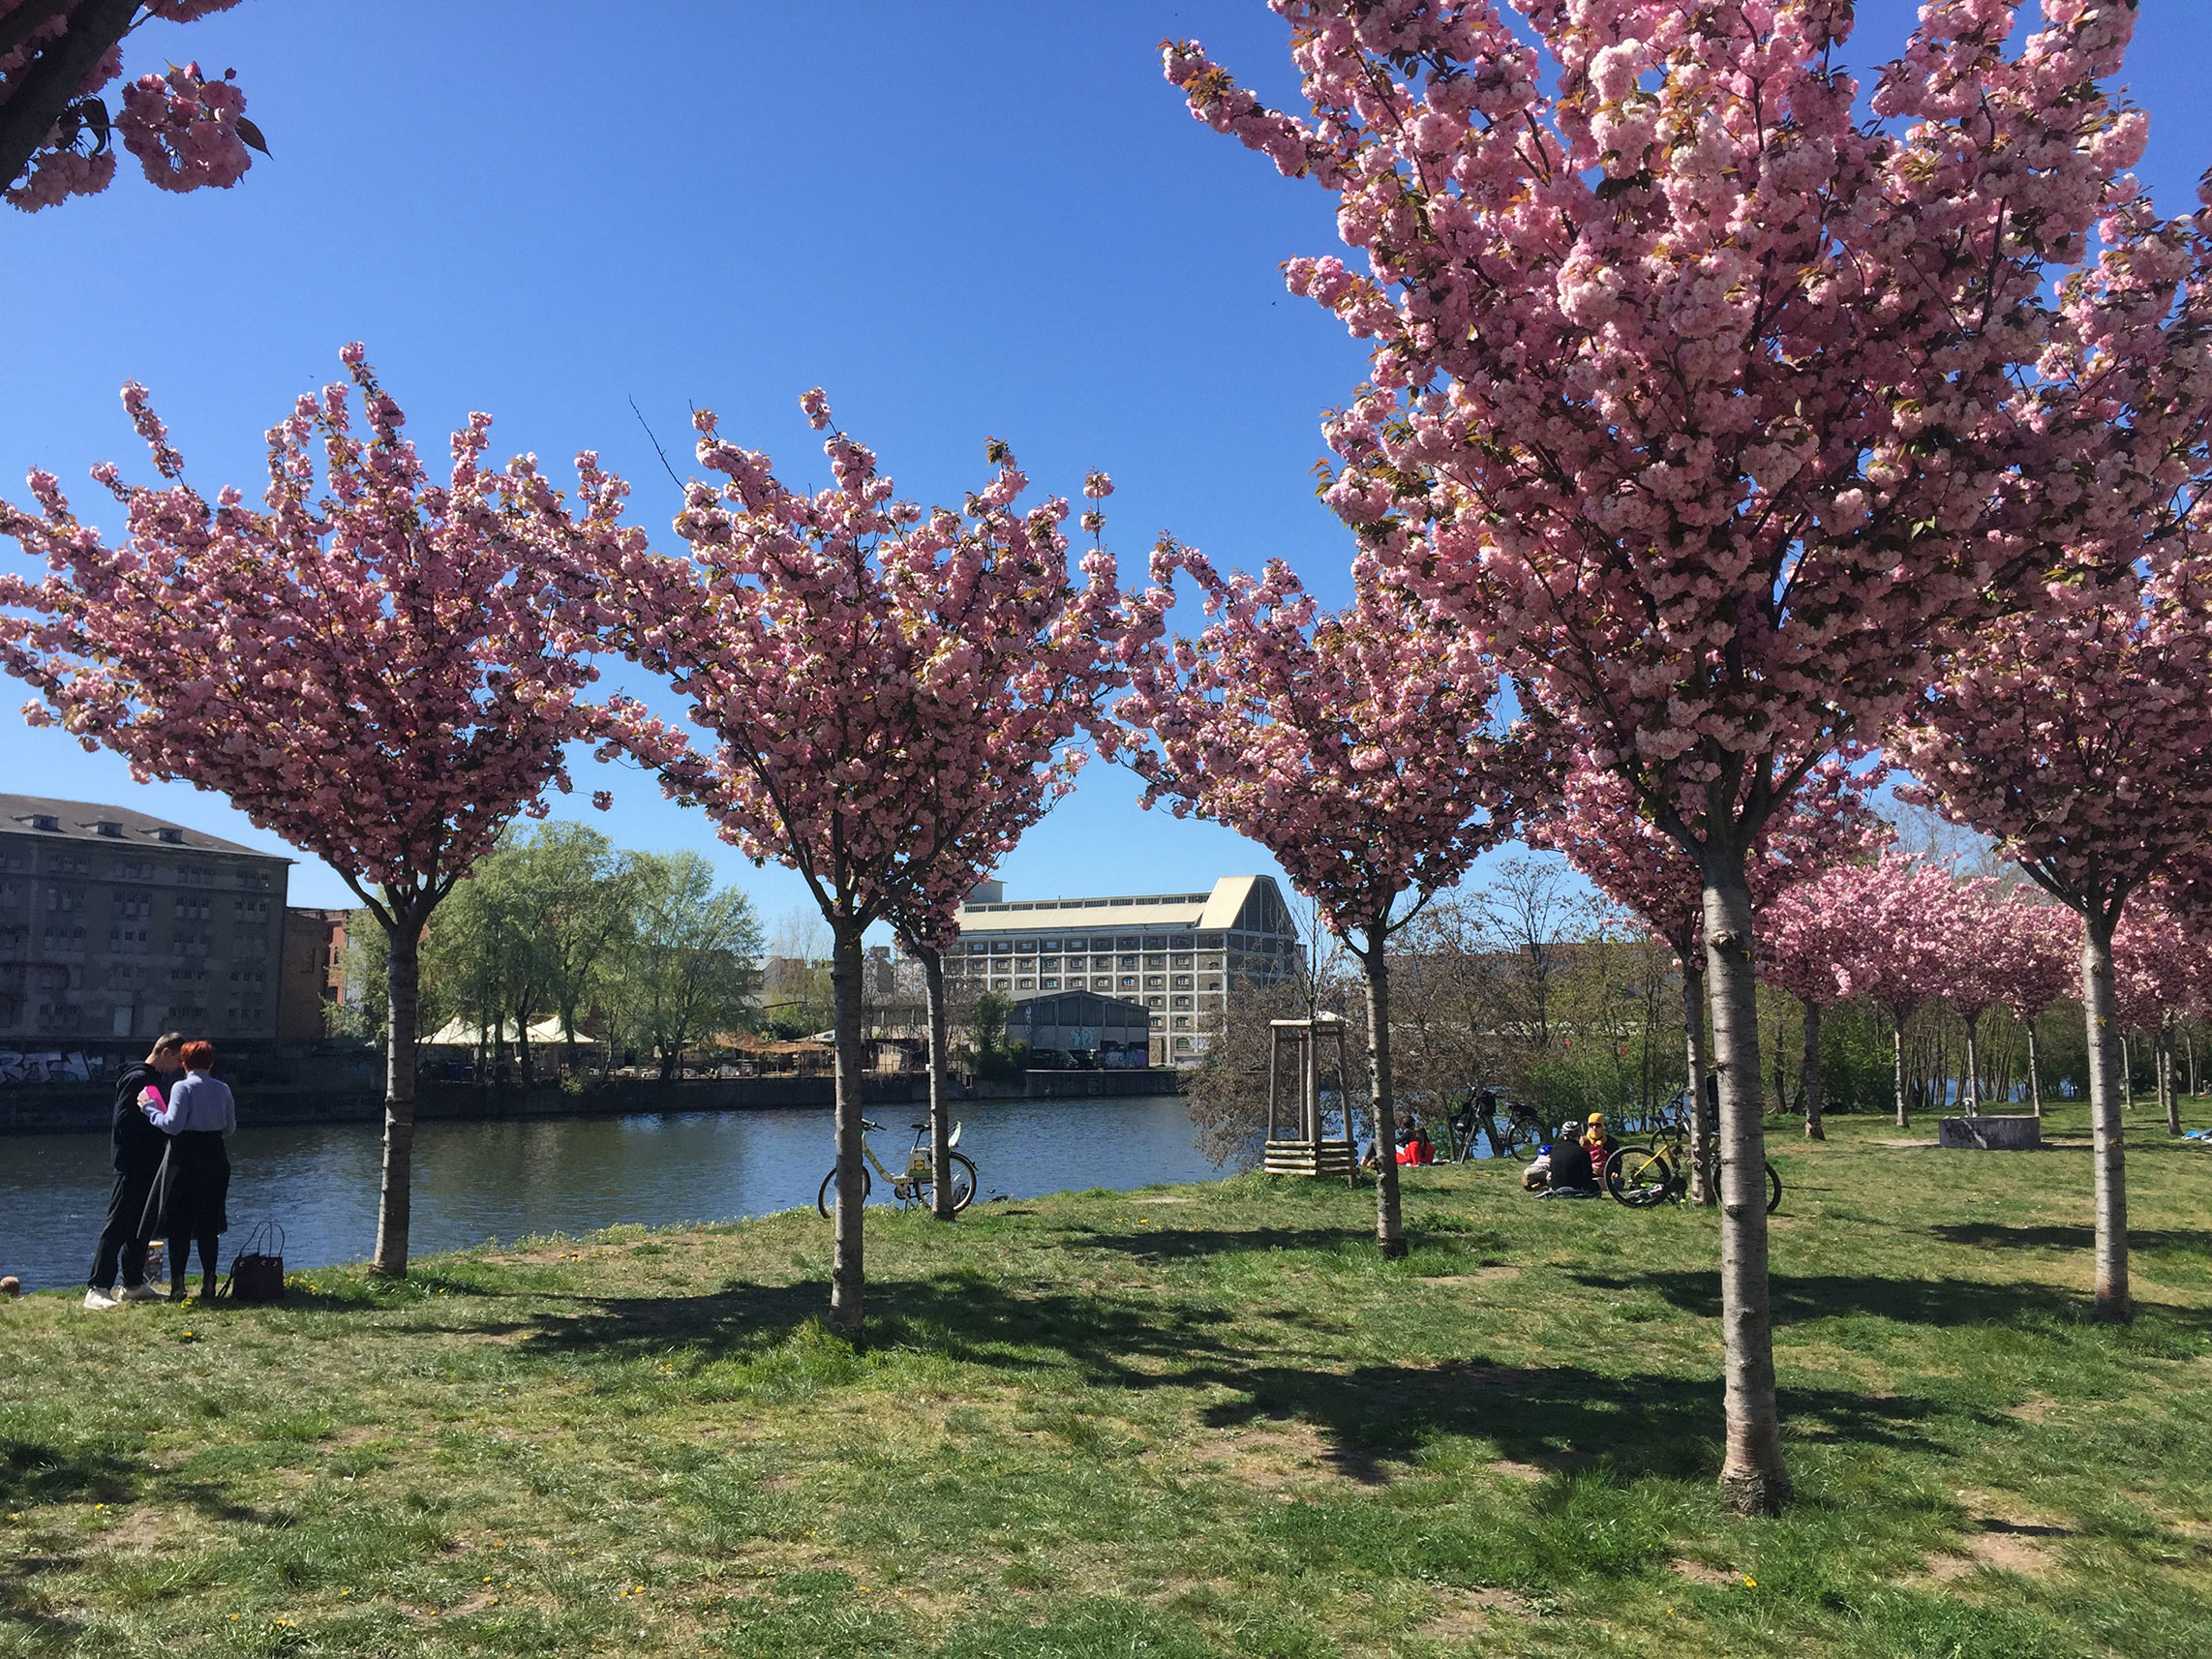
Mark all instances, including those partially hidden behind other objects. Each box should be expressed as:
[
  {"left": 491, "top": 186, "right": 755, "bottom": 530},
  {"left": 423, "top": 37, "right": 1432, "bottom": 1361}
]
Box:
[{"left": 84, "top": 1032, "right": 185, "bottom": 1310}]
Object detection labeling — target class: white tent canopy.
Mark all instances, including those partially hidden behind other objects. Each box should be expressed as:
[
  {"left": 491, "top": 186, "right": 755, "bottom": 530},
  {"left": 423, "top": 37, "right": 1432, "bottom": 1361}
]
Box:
[{"left": 421, "top": 1015, "right": 575, "bottom": 1048}]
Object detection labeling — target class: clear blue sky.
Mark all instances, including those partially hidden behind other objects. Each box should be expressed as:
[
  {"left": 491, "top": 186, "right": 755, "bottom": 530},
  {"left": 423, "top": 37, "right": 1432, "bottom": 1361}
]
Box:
[{"left": 4, "top": 3, "right": 2207, "bottom": 930}]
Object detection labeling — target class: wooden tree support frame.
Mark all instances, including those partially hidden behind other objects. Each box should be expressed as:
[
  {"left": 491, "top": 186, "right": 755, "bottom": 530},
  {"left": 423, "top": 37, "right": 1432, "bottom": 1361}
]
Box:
[{"left": 1263, "top": 1013, "right": 1356, "bottom": 1177}]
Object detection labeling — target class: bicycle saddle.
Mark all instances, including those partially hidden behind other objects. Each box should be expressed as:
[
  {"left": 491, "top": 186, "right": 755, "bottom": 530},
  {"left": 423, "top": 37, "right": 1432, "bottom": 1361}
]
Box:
[
  {"left": 910, "top": 1121, "right": 929, "bottom": 1131},
  {"left": 861, "top": 1118, "right": 884, "bottom": 1131}
]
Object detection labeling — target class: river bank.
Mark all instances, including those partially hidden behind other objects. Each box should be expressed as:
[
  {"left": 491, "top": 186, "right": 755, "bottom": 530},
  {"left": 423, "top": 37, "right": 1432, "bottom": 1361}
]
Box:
[{"left": 4, "top": 1105, "right": 2208, "bottom": 1657}]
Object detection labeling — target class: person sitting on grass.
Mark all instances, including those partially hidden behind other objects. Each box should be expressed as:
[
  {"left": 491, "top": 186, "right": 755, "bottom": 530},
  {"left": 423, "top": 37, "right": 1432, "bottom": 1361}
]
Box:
[
  {"left": 1580, "top": 1113, "right": 1619, "bottom": 1180},
  {"left": 1395, "top": 1119, "right": 1435, "bottom": 1166},
  {"left": 1538, "top": 1121, "right": 1600, "bottom": 1197}
]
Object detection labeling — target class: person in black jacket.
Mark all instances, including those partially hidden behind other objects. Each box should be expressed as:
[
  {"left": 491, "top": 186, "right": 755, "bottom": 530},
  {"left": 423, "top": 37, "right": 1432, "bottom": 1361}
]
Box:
[{"left": 84, "top": 1032, "right": 185, "bottom": 1311}]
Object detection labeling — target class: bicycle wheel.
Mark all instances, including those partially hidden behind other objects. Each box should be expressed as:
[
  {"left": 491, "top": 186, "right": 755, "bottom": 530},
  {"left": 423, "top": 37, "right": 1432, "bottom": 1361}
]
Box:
[
  {"left": 817, "top": 1164, "right": 873, "bottom": 1219},
  {"left": 1606, "top": 1144, "right": 1674, "bottom": 1208},
  {"left": 1765, "top": 1161, "right": 1782, "bottom": 1215},
  {"left": 944, "top": 1152, "right": 978, "bottom": 1213}
]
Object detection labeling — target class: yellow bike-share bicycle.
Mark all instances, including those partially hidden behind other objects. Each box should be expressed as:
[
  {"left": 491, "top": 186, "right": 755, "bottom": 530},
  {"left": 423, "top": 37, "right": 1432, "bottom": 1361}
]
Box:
[{"left": 818, "top": 1117, "right": 978, "bottom": 1217}]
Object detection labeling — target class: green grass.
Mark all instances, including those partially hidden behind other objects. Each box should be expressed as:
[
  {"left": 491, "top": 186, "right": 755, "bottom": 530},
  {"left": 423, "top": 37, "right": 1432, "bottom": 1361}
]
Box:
[{"left": 4, "top": 1103, "right": 2210, "bottom": 1657}]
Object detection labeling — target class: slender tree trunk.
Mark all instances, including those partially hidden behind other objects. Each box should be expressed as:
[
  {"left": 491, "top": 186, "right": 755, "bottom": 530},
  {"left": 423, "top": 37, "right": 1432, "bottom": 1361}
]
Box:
[
  {"left": 2081, "top": 916, "right": 2129, "bottom": 1321},
  {"left": 371, "top": 915, "right": 423, "bottom": 1279},
  {"left": 1892, "top": 1015, "right": 1909, "bottom": 1130},
  {"left": 2026, "top": 1019, "right": 2043, "bottom": 1118},
  {"left": 1801, "top": 998, "right": 1824, "bottom": 1140},
  {"left": 1699, "top": 849, "right": 1789, "bottom": 1516},
  {"left": 829, "top": 923, "right": 867, "bottom": 1335},
  {"left": 2121, "top": 1032, "right": 2135, "bottom": 1111},
  {"left": 1682, "top": 959, "right": 1714, "bottom": 1205},
  {"left": 2189, "top": 1026, "right": 2198, "bottom": 1098},
  {"left": 2161, "top": 1014, "right": 2179, "bottom": 1136},
  {"left": 1359, "top": 931, "right": 1407, "bottom": 1258},
  {"left": 1963, "top": 1015, "right": 1981, "bottom": 1117},
  {"left": 924, "top": 947, "right": 955, "bottom": 1220}
]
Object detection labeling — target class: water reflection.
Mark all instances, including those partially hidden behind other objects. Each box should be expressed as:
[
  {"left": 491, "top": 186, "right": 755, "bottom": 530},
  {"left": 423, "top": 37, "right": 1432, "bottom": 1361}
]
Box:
[{"left": 0, "top": 1096, "right": 1222, "bottom": 1291}]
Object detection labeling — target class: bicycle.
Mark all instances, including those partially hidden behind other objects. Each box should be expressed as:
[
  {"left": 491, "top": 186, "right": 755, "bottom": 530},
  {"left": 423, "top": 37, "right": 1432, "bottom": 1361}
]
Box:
[
  {"left": 818, "top": 1117, "right": 977, "bottom": 1218},
  {"left": 1605, "top": 1121, "right": 1781, "bottom": 1213}
]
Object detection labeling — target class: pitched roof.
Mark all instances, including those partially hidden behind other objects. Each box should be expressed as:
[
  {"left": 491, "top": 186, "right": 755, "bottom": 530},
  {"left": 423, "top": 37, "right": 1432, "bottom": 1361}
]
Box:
[
  {"left": 0, "top": 793, "right": 288, "bottom": 861},
  {"left": 953, "top": 875, "right": 1296, "bottom": 938}
]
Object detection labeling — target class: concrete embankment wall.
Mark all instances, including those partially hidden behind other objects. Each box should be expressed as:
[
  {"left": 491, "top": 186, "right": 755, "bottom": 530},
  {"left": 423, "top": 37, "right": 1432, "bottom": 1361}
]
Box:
[{"left": 2, "top": 1068, "right": 1181, "bottom": 1135}]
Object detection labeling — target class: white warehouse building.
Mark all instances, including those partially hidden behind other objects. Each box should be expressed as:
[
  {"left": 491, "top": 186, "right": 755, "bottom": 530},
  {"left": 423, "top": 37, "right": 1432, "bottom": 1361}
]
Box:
[{"left": 945, "top": 875, "right": 1301, "bottom": 1067}]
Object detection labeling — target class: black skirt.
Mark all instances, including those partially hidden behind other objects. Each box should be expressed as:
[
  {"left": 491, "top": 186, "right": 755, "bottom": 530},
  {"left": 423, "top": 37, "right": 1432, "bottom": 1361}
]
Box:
[{"left": 139, "top": 1131, "right": 230, "bottom": 1239}]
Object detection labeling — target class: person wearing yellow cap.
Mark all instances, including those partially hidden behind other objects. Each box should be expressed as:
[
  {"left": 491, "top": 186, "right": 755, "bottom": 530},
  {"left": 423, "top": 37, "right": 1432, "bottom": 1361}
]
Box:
[{"left": 1580, "top": 1112, "right": 1620, "bottom": 1187}]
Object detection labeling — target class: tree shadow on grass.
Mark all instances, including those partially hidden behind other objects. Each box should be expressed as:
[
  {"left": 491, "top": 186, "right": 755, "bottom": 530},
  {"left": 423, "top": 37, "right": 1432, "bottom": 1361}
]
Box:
[
  {"left": 0, "top": 1436, "right": 136, "bottom": 1509},
  {"left": 1064, "top": 1224, "right": 1378, "bottom": 1262},
  {"left": 1929, "top": 1223, "right": 2211, "bottom": 1259},
  {"left": 1571, "top": 1268, "right": 2212, "bottom": 1332},
  {"left": 504, "top": 1270, "right": 1964, "bottom": 1494}
]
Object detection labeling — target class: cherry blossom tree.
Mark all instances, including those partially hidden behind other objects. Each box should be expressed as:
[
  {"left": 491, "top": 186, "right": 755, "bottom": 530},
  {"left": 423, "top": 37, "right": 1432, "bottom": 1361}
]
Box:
[
  {"left": 1895, "top": 194, "right": 2212, "bottom": 1319},
  {"left": 1110, "top": 544, "right": 1530, "bottom": 1257},
  {"left": 2114, "top": 901, "right": 2200, "bottom": 1137},
  {"left": 588, "top": 392, "right": 1127, "bottom": 1332},
  {"left": 0, "top": 347, "right": 625, "bottom": 1276},
  {"left": 3, "top": 1, "right": 266, "bottom": 212},
  {"left": 1988, "top": 895, "right": 2081, "bottom": 1119},
  {"left": 1536, "top": 752, "right": 1886, "bottom": 1159},
  {"left": 878, "top": 472, "right": 1126, "bottom": 1222},
  {"left": 1167, "top": 0, "right": 2142, "bottom": 1511}
]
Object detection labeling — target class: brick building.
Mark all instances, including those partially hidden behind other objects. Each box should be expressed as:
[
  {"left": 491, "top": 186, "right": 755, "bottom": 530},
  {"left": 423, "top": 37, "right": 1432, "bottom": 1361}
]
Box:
[
  {"left": 278, "top": 907, "right": 349, "bottom": 1044},
  {"left": 0, "top": 795, "right": 291, "bottom": 1058},
  {"left": 943, "top": 876, "right": 1301, "bottom": 1066}
]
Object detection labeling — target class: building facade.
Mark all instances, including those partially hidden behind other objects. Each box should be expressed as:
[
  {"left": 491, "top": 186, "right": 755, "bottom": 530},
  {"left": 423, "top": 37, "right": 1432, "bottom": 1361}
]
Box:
[
  {"left": 278, "top": 907, "right": 349, "bottom": 1044},
  {"left": 944, "top": 875, "right": 1301, "bottom": 1066},
  {"left": 0, "top": 795, "right": 292, "bottom": 1057}
]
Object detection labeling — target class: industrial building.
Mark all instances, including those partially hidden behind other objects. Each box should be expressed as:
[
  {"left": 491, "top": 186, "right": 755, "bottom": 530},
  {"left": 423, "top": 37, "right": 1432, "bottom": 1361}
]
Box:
[
  {"left": 943, "top": 875, "right": 1302, "bottom": 1066},
  {"left": 0, "top": 795, "right": 295, "bottom": 1063}
]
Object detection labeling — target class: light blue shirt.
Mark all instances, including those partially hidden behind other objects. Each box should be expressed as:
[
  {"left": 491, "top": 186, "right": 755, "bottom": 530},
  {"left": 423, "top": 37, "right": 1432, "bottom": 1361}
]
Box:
[{"left": 143, "top": 1070, "right": 235, "bottom": 1135}]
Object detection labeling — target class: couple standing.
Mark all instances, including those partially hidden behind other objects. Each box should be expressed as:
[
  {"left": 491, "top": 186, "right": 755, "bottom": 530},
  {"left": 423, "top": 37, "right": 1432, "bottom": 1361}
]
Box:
[{"left": 83, "top": 1032, "right": 235, "bottom": 1309}]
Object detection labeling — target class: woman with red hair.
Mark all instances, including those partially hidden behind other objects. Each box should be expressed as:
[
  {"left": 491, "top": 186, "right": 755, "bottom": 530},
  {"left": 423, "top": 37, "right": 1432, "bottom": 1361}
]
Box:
[{"left": 138, "top": 1040, "right": 235, "bottom": 1301}]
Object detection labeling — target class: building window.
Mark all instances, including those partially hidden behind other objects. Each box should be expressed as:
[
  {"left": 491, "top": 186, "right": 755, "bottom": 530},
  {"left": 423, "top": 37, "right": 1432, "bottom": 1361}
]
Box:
[
  {"left": 1173, "top": 1036, "right": 1192, "bottom": 1051},
  {"left": 1148, "top": 1012, "right": 1166, "bottom": 1028},
  {"left": 1144, "top": 995, "right": 1165, "bottom": 1010},
  {"left": 1144, "top": 976, "right": 1165, "bottom": 991},
  {"left": 1172, "top": 954, "right": 1193, "bottom": 970},
  {"left": 1040, "top": 977, "right": 1058, "bottom": 989},
  {"left": 1144, "top": 954, "right": 1165, "bottom": 970},
  {"left": 1171, "top": 975, "right": 1192, "bottom": 990},
  {"left": 1016, "top": 978, "right": 1035, "bottom": 989},
  {"left": 1172, "top": 1015, "right": 1191, "bottom": 1030},
  {"left": 1171, "top": 995, "right": 1192, "bottom": 1010}
]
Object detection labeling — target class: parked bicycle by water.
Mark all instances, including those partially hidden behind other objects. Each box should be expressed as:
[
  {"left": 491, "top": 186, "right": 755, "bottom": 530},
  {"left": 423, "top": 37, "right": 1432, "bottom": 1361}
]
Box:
[{"left": 817, "top": 1118, "right": 977, "bottom": 1217}]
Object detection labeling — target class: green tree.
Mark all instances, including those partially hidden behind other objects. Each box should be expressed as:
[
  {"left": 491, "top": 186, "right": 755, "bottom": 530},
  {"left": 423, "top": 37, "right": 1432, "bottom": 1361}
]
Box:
[{"left": 610, "top": 852, "right": 763, "bottom": 1079}]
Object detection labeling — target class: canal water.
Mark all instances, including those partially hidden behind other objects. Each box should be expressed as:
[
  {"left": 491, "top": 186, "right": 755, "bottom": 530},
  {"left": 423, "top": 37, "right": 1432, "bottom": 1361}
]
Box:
[{"left": 0, "top": 1095, "right": 1225, "bottom": 1292}]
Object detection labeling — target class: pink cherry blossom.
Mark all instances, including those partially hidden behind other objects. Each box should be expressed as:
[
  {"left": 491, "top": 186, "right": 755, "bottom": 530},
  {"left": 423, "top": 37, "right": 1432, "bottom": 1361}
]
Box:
[
  {"left": 1170, "top": 0, "right": 2145, "bottom": 1513},
  {"left": 3, "top": 2, "right": 260, "bottom": 213},
  {"left": 1110, "top": 540, "right": 1533, "bottom": 1258},
  {"left": 0, "top": 347, "right": 629, "bottom": 1278},
  {"left": 583, "top": 392, "right": 1133, "bottom": 1328}
]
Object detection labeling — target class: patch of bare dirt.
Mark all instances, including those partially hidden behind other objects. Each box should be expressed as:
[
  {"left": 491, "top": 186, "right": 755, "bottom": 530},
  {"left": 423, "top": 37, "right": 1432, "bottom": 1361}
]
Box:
[
  {"left": 1129, "top": 1195, "right": 1193, "bottom": 1205},
  {"left": 1921, "top": 1495, "right": 2071, "bottom": 1582},
  {"left": 1193, "top": 1420, "right": 1382, "bottom": 1491},
  {"left": 1670, "top": 1556, "right": 1739, "bottom": 1588},
  {"left": 2008, "top": 1395, "right": 2057, "bottom": 1424},
  {"left": 1417, "top": 1585, "right": 1526, "bottom": 1642},
  {"left": 1873, "top": 1137, "right": 1939, "bottom": 1149},
  {"left": 1489, "top": 1458, "right": 1550, "bottom": 1484},
  {"left": 1420, "top": 1267, "right": 1521, "bottom": 1287}
]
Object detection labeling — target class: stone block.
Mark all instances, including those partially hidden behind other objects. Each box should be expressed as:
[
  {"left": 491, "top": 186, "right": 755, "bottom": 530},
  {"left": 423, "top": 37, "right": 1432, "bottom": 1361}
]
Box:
[{"left": 1938, "top": 1115, "right": 2042, "bottom": 1150}]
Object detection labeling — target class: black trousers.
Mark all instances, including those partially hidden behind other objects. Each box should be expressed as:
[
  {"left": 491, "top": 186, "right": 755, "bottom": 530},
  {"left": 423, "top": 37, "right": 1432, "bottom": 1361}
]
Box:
[
  {"left": 88, "top": 1166, "right": 160, "bottom": 1290},
  {"left": 168, "top": 1227, "right": 221, "bottom": 1289}
]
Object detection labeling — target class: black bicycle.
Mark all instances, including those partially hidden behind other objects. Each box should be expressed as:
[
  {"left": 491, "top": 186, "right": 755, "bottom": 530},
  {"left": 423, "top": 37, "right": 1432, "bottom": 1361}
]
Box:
[{"left": 818, "top": 1118, "right": 977, "bottom": 1217}]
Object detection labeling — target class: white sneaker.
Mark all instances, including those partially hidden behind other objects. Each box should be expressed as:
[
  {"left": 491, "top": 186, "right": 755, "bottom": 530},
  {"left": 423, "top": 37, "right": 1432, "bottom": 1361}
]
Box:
[
  {"left": 82, "top": 1289, "right": 118, "bottom": 1311},
  {"left": 117, "top": 1282, "right": 163, "bottom": 1303}
]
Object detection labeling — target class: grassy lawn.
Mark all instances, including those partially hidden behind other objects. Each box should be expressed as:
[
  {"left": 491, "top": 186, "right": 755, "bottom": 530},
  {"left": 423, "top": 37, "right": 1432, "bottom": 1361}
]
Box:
[{"left": 4, "top": 1105, "right": 2210, "bottom": 1658}]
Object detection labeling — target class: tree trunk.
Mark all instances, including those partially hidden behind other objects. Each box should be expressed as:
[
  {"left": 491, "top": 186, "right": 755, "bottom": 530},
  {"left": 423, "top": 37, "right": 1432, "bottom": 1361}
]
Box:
[
  {"left": 1801, "top": 998, "right": 1824, "bottom": 1140},
  {"left": 924, "top": 947, "right": 955, "bottom": 1221},
  {"left": 1962, "top": 1015, "right": 1981, "bottom": 1117},
  {"left": 1682, "top": 960, "right": 1714, "bottom": 1205},
  {"left": 1892, "top": 1016, "right": 1909, "bottom": 1129},
  {"left": 371, "top": 915, "right": 423, "bottom": 1279},
  {"left": 2162, "top": 1014, "right": 2179, "bottom": 1136},
  {"left": 1699, "top": 849, "right": 1789, "bottom": 1516},
  {"left": 829, "top": 923, "right": 867, "bottom": 1334},
  {"left": 2121, "top": 1032, "right": 2135, "bottom": 1111},
  {"left": 2081, "top": 916, "right": 2128, "bottom": 1321},
  {"left": 1359, "top": 931, "right": 1407, "bottom": 1258},
  {"left": 2026, "top": 1019, "right": 2043, "bottom": 1118}
]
